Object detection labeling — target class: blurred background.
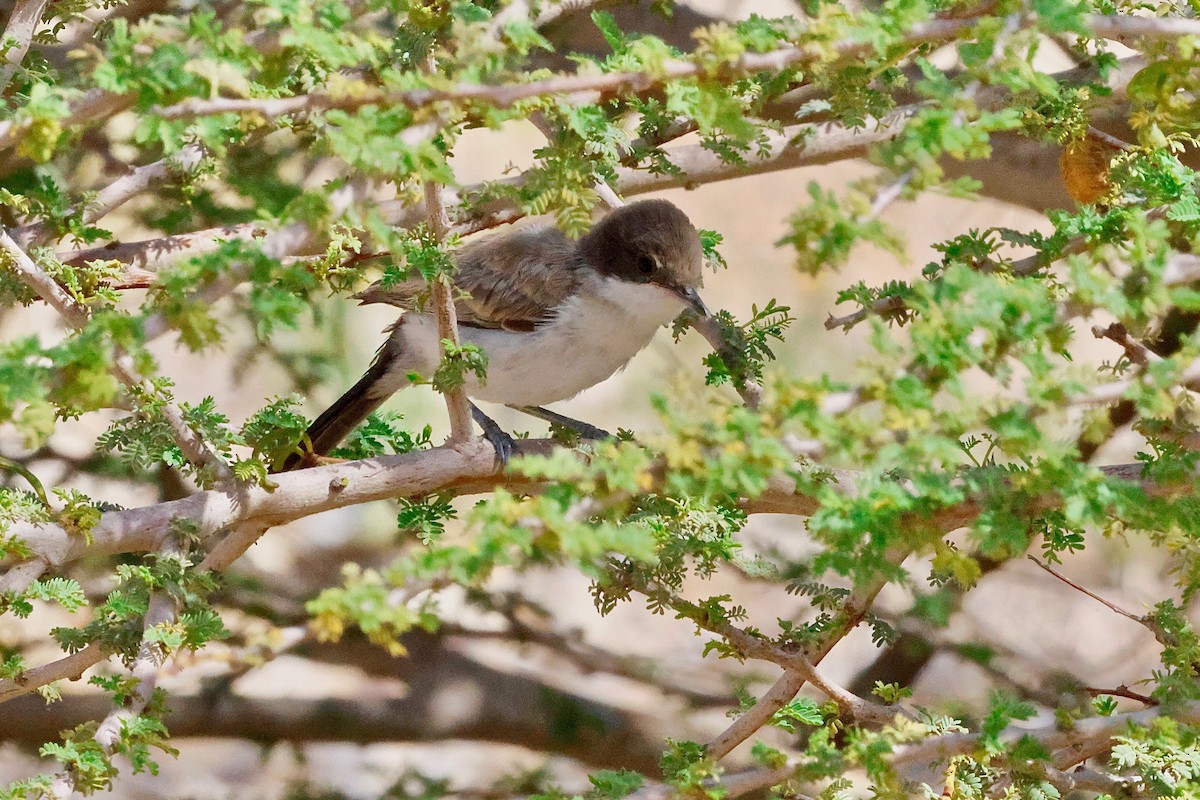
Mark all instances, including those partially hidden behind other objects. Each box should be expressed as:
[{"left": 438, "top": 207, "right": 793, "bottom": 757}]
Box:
[{"left": 0, "top": 1, "right": 1176, "bottom": 798}]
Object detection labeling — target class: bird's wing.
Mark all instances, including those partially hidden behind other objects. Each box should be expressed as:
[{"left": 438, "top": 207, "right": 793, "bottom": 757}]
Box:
[{"left": 355, "top": 226, "right": 580, "bottom": 330}]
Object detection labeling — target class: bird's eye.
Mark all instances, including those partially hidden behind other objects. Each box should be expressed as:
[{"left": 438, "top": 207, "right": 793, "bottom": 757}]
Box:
[{"left": 637, "top": 255, "right": 656, "bottom": 275}]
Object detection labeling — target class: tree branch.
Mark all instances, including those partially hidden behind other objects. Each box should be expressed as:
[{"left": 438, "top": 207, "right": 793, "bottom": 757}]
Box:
[
  {"left": 45, "top": 561, "right": 180, "bottom": 799},
  {"left": 424, "top": 172, "right": 474, "bottom": 444},
  {"left": 12, "top": 143, "right": 209, "bottom": 249},
  {"left": 151, "top": 19, "right": 978, "bottom": 122},
  {"left": 706, "top": 542, "right": 913, "bottom": 758},
  {"left": 891, "top": 700, "right": 1200, "bottom": 771},
  {"left": 60, "top": 105, "right": 921, "bottom": 286},
  {"left": 0, "top": 227, "right": 235, "bottom": 481},
  {"left": 0, "top": 0, "right": 48, "bottom": 95},
  {"left": 0, "top": 643, "right": 107, "bottom": 704}
]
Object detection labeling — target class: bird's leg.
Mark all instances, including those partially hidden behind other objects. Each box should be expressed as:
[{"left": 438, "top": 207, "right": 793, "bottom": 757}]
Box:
[
  {"left": 470, "top": 402, "right": 519, "bottom": 466},
  {"left": 510, "top": 406, "right": 613, "bottom": 441}
]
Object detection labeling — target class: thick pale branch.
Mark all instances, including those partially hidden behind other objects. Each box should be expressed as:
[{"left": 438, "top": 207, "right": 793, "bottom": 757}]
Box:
[
  {"left": 1087, "top": 14, "right": 1200, "bottom": 45},
  {"left": 0, "top": 449, "right": 1170, "bottom": 586}
]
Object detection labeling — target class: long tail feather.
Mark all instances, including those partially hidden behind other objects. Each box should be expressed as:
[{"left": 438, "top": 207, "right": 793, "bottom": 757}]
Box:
[{"left": 281, "top": 328, "right": 403, "bottom": 470}]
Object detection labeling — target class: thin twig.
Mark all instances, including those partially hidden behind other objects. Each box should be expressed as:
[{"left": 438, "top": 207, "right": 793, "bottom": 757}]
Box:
[
  {"left": 1027, "top": 555, "right": 1171, "bottom": 646},
  {"left": 424, "top": 57, "right": 474, "bottom": 445},
  {"left": 1083, "top": 684, "right": 1158, "bottom": 706}
]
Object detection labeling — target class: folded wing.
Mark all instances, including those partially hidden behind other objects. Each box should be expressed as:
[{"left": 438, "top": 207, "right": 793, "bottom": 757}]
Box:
[{"left": 355, "top": 226, "right": 581, "bottom": 330}]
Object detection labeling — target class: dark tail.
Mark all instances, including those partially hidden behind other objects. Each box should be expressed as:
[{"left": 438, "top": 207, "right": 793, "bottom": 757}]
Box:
[{"left": 281, "top": 333, "right": 401, "bottom": 471}]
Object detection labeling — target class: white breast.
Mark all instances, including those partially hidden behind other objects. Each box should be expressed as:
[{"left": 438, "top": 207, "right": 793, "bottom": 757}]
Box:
[{"left": 385, "top": 277, "right": 686, "bottom": 407}]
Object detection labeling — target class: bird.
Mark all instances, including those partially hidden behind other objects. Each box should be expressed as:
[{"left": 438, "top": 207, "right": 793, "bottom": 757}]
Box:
[{"left": 283, "top": 198, "right": 707, "bottom": 470}]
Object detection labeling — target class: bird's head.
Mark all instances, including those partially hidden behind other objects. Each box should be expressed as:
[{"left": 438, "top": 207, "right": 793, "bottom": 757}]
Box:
[{"left": 578, "top": 199, "right": 708, "bottom": 317}]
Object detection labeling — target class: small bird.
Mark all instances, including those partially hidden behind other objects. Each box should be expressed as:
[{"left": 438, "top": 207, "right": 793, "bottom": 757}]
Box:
[{"left": 285, "top": 199, "right": 707, "bottom": 468}]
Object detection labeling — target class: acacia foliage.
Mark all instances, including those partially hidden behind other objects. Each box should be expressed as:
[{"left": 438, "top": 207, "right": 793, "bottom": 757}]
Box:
[{"left": 2, "top": 0, "right": 1200, "bottom": 798}]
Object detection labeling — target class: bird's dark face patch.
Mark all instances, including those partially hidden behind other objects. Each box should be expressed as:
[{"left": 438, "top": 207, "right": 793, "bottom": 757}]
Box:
[{"left": 579, "top": 200, "right": 704, "bottom": 293}]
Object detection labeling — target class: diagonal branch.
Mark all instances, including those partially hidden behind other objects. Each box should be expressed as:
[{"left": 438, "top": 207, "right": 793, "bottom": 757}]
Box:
[
  {"left": 0, "top": 0, "right": 48, "bottom": 95},
  {"left": 0, "top": 228, "right": 234, "bottom": 482},
  {"left": 12, "top": 143, "right": 209, "bottom": 249},
  {"left": 706, "top": 543, "right": 912, "bottom": 758}
]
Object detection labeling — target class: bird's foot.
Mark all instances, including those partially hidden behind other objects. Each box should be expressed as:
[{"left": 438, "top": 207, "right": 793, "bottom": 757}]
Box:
[
  {"left": 512, "top": 406, "right": 613, "bottom": 441},
  {"left": 471, "top": 403, "right": 520, "bottom": 467}
]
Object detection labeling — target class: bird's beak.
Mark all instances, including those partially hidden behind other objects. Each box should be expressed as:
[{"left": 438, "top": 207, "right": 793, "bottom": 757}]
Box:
[{"left": 671, "top": 285, "right": 709, "bottom": 317}]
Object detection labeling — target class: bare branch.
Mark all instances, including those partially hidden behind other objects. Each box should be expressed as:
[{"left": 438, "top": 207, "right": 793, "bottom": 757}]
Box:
[
  {"left": 1083, "top": 684, "right": 1158, "bottom": 706},
  {"left": 1028, "top": 555, "right": 1171, "bottom": 646},
  {"left": 0, "top": 643, "right": 106, "bottom": 704}
]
